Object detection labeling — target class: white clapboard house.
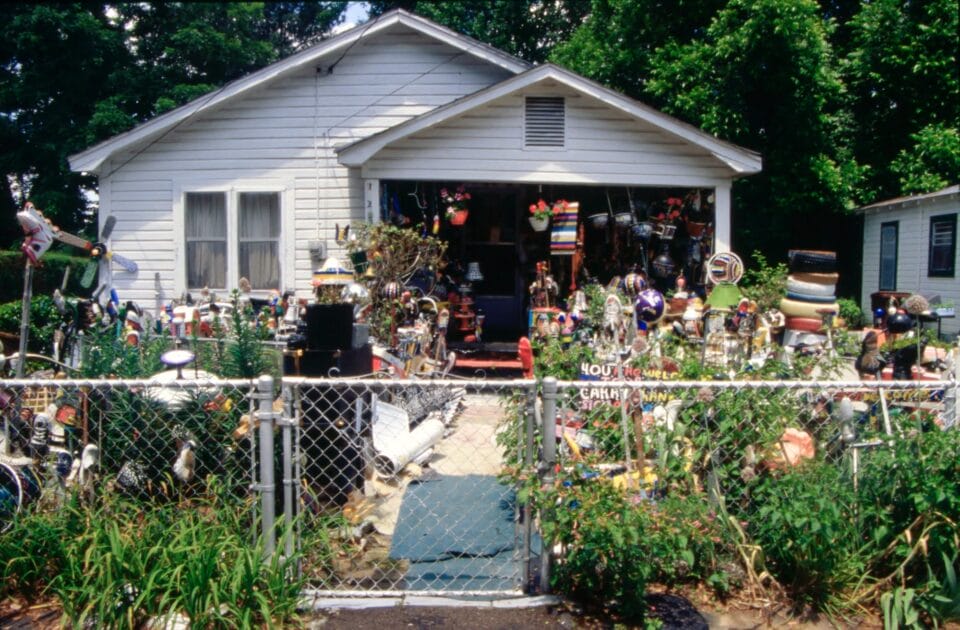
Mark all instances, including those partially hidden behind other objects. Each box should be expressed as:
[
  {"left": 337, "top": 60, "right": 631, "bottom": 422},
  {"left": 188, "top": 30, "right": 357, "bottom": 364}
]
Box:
[
  {"left": 68, "top": 9, "right": 761, "bottom": 339},
  {"left": 859, "top": 184, "right": 959, "bottom": 339}
]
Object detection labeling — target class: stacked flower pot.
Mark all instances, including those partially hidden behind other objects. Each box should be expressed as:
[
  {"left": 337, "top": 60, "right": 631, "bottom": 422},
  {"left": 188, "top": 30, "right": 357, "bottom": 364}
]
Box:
[{"left": 780, "top": 250, "right": 839, "bottom": 347}]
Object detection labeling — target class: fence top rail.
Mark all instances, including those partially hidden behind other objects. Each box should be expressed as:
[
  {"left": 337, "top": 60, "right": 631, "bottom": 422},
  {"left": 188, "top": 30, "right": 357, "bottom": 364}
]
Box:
[
  {"left": 1, "top": 376, "right": 953, "bottom": 391},
  {"left": 0, "top": 377, "right": 260, "bottom": 388},
  {"left": 549, "top": 378, "right": 956, "bottom": 390},
  {"left": 281, "top": 376, "right": 538, "bottom": 388}
]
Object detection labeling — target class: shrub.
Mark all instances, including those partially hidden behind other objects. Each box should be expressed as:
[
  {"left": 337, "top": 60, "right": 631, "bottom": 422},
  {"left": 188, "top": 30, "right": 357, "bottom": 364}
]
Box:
[
  {"left": 837, "top": 297, "right": 866, "bottom": 329},
  {"left": 747, "top": 460, "right": 864, "bottom": 608},
  {"left": 741, "top": 251, "right": 788, "bottom": 313},
  {"left": 0, "top": 250, "right": 92, "bottom": 302},
  {"left": 0, "top": 294, "right": 64, "bottom": 356}
]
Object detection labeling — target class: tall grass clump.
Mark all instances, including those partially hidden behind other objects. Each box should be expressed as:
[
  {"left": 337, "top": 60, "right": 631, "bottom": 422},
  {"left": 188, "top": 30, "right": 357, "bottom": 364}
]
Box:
[{"left": 37, "top": 481, "right": 303, "bottom": 629}]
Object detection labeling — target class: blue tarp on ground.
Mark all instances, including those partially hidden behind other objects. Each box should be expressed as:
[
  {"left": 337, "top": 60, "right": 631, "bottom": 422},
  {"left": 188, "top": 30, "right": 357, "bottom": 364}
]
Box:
[{"left": 389, "top": 474, "right": 521, "bottom": 591}]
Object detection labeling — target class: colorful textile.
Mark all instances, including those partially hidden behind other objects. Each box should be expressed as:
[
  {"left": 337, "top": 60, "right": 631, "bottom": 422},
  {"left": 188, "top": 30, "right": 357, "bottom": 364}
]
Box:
[{"left": 550, "top": 201, "right": 579, "bottom": 256}]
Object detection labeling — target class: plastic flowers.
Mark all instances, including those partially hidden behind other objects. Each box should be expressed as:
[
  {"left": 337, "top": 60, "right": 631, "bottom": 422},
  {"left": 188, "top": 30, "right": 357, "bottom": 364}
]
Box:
[
  {"left": 440, "top": 185, "right": 471, "bottom": 219},
  {"left": 529, "top": 199, "right": 551, "bottom": 221},
  {"left": 529, "top": 199, "right": 569, "bottom": 221}
]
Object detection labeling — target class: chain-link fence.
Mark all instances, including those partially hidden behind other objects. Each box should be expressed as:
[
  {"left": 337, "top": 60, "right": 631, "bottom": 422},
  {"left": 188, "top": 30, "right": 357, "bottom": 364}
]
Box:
[
  {"left": 533, "top": 376, "right": 957, "bottom": 589},
  {"left": 2, "top": 371, "right": 957, "bottom": 600},
  {"left": 1, "top": 376, "right": 261, "bottom": 533}
]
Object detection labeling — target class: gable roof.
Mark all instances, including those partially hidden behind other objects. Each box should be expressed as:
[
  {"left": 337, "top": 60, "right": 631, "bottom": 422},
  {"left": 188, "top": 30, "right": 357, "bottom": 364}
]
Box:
[
  {"left": 337, "top": 63, "right": 762, "bottom": 175},
  {"left": 857, "top": 185, "right": 960, "bottom": 214},
  {"left": 68, "top": 9, "right": 531, "bottom": 174}
]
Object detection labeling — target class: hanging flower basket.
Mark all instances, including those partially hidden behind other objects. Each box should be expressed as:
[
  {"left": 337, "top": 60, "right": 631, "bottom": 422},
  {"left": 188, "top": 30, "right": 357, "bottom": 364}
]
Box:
[
  {"left": 449, "top": 209, "right": 469, "bottom": 226},
  {"left": 529, "top": 215, "right": 550, "bottom": 232}
]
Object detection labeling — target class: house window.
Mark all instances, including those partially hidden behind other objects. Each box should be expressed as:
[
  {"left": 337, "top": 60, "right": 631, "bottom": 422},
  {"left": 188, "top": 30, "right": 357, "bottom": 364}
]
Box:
[
  {"left": 185, "top": 192, "right": 227, "bottom": 290},
  {"left": 184, "top": 190, "right": 283, "bottom": 292},
  {"left": 879, "top": 221, "right": 898, "bottom": 291},
  {"left": 524, "top": 97, "right": 565, "bottom": 147},
  {"left": 239, "top": 192, "right": 281, "bottom": 290},
  {"left": 928, "top": 213, "right": 956, "bottom": 277}
]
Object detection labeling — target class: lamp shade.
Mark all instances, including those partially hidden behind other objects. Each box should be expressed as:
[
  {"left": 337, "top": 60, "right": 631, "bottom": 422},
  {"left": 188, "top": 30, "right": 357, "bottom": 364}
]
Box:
[
  {"left": 312, "top": 256, "right": 353, "bottom": 286},
  {"left": 465, "top": 261, "right": 484, "bottom": 282}
]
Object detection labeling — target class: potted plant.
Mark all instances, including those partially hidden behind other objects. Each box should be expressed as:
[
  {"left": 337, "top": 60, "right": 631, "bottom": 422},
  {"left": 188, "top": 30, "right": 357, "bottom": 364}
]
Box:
[
  {"left": 441, "top": 185, "right": 471, "bottom": 226},
  {"left": 528, "top": 199, "right": 552, "bottom": 231}
]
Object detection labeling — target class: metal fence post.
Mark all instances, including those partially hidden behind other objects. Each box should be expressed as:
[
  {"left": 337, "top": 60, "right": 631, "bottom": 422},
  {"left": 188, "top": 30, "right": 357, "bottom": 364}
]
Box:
[
  {"left": 257, "top": 374, "right": 277, "bottom": 559},
  {"left": 539, "top": 376, "right": 558, "bottom": 594},
  {"left": 281, "top": 380, "right": 296, "bottom": 559}
]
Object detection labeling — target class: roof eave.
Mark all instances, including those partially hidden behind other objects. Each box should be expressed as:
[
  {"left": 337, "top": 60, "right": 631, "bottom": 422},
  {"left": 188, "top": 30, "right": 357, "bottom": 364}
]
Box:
[
  {"left": 338, "top": 63, "right": 762, "bottom": 175},
  {"left": 68, "top": 9, "right": 530, "bottom": 175}
]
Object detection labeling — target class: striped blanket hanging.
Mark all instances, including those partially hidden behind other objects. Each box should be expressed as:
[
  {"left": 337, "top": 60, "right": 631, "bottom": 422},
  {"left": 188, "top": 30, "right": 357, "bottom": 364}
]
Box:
[{"left": 550, "top": 201, "right": 579, "bottom": 256}]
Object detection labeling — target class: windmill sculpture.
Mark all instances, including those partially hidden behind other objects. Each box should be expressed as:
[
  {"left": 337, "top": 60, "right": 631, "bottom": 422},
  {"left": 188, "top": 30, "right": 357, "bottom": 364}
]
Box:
[{"left": 15, "top": 202, "right": 138, "bottom": 376}]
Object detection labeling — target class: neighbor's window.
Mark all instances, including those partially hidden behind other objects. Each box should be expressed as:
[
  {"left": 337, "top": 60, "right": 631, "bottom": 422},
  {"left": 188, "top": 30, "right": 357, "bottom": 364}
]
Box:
[
  {"left": 879, "top": 221, "right": 898, "bottom": 291},
  {"left": 928, "top": 213, "right": 956, "bottom": 278},
  {"left": 239, "top": 192, "right": 281, "bottom": 290},
  {"left": 185, "top": 192, "right": 227, "bottom": 290}
]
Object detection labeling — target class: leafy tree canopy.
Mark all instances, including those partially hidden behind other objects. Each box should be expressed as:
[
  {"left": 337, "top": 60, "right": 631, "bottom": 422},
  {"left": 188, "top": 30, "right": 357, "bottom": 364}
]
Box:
[{"left": 1, "top": 2, "right": 346, "bottom": 240}]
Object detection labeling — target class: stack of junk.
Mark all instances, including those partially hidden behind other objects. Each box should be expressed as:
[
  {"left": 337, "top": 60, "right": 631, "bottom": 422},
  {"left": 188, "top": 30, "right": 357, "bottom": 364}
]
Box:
[{"left": 780, "top": 250, "right": 839, "bottom": 348}]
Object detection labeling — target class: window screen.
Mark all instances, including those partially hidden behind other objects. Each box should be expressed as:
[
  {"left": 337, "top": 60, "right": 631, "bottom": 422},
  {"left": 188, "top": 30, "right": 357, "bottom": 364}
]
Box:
[
  {"left": 879, "top": 221, "right": 898, "bottom": 291},
  {"left": 928, "top": 213, "right": 956, "bottom": 277},
  {"left": 185, "top": 192, "right": 227, "bottom": 290},
  {"left": 239, "top": 192, "right": 281, "bottom": 290}
]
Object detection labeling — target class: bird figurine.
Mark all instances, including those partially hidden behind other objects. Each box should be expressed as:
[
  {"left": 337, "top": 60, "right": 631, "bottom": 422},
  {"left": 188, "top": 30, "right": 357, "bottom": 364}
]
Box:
[
  {"left": 116, "top": 460, "right": 147, "bottom": 496},
  {"left": 173, "top": 440, "right": 197, "bottom": 483},
  {"left": 855, "top": 330, "right": 886, "bottom": 379}
]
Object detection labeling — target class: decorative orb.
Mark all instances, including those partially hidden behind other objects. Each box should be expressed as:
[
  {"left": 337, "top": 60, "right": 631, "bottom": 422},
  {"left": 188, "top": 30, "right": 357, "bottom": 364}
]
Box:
[
  {"left": 635, "top": 288, "right": 666, "bottom": 325},
  {"left": 380, "top": 281, "right": 402, "bottom": 299},
  {"left": 651, "top": 251, "right": 677, "bottom": 278},
  {"left": 340, "top": 282, "right": 369, "bottom": 303},
  {"left": 886, "top": 311, "right": 913, "bottom": 334}
]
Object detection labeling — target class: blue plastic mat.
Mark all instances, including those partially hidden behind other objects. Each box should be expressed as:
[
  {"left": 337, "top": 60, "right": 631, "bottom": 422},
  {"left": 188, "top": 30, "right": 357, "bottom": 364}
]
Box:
[{"left": 389, "top": 474, "right": 520, "bottom": 590}]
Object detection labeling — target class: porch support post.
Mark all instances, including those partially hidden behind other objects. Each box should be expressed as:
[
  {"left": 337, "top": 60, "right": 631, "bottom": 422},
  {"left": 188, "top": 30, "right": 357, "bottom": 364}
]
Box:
[
  {"left": 363, "top": 178, "right": 380, "bottom": 224},
  {"left": 714, "top": 183, "right": 732, "bottom": 253}
]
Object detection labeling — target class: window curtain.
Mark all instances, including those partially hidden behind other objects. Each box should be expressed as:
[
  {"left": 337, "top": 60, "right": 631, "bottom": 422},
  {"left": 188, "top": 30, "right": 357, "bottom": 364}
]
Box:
[
  {"left": 239, "top": 193, "right": 280, "bottom": 290},
  {"left": 186, "top": 192, "right": 226, "bottom": 289}
]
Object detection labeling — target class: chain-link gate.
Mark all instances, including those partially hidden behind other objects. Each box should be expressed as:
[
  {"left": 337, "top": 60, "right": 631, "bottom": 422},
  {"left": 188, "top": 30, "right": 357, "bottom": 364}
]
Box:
[{"left": 285, "top": 377, "right": 539, "bottom": 596}]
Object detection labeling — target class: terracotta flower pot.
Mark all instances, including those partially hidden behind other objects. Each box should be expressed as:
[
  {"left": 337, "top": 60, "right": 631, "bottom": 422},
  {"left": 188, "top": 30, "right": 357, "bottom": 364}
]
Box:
[
  {"left": 448, "top": 209, "right": 469, "bottom": 226},
  {"left": 529, "top": 215, "right": 550, "bottom": 232}
]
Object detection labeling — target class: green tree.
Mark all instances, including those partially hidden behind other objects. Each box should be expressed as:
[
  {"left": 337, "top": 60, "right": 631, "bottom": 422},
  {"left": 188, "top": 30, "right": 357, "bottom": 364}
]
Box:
[
  {"left": 643, "top": 0, "right": 861, "bottom": 259},
  {"left": 841, "top": 0, "right": 959, "bottom": 200},
  {"left": 1, "top": 2, "right": 347, "bottom": 238},
  {"left": 0, "top": 4, "right": 128, "bottom": 238},
  {"left": 889, "top": 124, "right": 960, "bottom": 195},
  {"left": 368, "top": 1, "right": 591, "bottom": 64},
  {"left": 550, "top": 0, "right": 725, "bottom": 103}
]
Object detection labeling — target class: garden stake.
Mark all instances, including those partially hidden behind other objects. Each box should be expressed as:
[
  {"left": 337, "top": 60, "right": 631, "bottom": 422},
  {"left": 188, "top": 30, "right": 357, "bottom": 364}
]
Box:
[{"left": 878, "top": 388, "right": 893, "bottom": 436}]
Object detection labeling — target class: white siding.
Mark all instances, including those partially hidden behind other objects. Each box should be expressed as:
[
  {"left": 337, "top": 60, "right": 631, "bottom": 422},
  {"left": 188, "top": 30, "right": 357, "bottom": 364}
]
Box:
[
  {"left": 360, "top": 88, "right": 734, "bottom": 187},
  {"left": 861, "top": 195, "right": 960, "bottom": 338},
  {"left": 102, "top": 26, "right": 512, "bottom": 301}
]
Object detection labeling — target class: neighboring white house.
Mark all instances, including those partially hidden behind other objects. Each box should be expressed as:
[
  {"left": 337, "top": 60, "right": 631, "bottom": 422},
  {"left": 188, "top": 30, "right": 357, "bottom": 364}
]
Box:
[
  {"left": 859, "top": 185, "right": 960, "bottom": 339},
  {"left": 68, "top": 9, "right": 761, "bottom": 338}
]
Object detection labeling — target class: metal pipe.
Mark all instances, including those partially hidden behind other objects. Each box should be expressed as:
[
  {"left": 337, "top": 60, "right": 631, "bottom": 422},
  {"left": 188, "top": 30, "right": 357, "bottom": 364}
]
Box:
[
  {"left": 539, "top": 377, "right": 558, "bottom": 594},
  {"left": 281, "top": 381, "right": 295, "bottom": 560},
  {"left": 523, "top": 382, "right": 535, "bottom": 593},
  {"left": 17, "top": 265, "right": 33, "bottom": 378},
  {"left": 257, "top": 374, "right": 276, "bottom": 559}
]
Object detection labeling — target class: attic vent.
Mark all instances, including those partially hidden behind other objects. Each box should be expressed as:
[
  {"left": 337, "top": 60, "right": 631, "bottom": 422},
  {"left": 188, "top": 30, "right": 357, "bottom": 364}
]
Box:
[{"left": 525, "top": 97, "right": 565, "bottom": 147}]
